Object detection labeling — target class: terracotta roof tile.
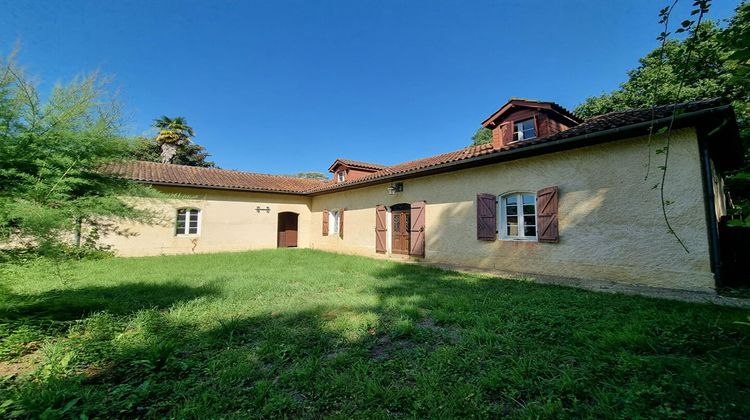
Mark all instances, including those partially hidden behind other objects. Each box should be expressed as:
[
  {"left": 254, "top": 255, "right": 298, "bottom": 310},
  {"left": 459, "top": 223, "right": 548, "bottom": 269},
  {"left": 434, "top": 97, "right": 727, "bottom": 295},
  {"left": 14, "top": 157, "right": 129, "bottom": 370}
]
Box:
[
  {"left": 105, "top": 160, "right": 328, "bottom": 193},
  {"left": 328, "top": 158, "right": 386, "bottom": 172},
  {"left": 306, "top": 98, "right": 728, "bottom": 193},
  {"left": 108, "top": 99, "right": 728, "bottom": 195}
]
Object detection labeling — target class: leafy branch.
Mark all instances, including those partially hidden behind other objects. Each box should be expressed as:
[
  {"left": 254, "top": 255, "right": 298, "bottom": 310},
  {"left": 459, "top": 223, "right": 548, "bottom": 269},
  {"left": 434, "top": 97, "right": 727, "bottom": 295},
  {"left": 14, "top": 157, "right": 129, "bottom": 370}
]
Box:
[{"left": 649, "top": 0, "right": 712, "bottom": 253}]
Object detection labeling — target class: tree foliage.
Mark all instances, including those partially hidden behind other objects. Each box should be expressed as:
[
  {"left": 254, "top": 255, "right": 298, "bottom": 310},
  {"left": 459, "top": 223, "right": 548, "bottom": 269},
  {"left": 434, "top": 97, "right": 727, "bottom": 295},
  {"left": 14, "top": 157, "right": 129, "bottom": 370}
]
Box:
[
  {"left": 154, "top": 116, "right": 194, "bottom": 144},
  {"left": 132, "top": 136, "right": 216, "bottom": 168},
  {"left": 575, "top": 2, "right": 750, "bottom": 224},
  {"left": 576, "top": 22, "right": 744, "bottom": 115},
  {"left": 0, "top": 54, "right": 159, "bottom": 256},
  {"left": 470, "top": 127, "right": 493, "bottom": 146},
  {"left": 285, "top": 172, "right": 329, "bottom": 180},
  {"left": 151, "top": 116, "right": 199, "bottom": 164}
]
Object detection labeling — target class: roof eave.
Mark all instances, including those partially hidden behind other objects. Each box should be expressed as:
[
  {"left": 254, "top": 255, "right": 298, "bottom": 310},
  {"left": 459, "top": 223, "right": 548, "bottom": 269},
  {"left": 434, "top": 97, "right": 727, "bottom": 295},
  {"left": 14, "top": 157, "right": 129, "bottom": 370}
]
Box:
[
  {"left": 139, "top": 180, "right": 309, "bottom": 195},
  {"left": 328, "top": 159, "right": 384, "bottom": 173},
  {"left": 309, "top": 104, "right": 735, "bottom": 196}
]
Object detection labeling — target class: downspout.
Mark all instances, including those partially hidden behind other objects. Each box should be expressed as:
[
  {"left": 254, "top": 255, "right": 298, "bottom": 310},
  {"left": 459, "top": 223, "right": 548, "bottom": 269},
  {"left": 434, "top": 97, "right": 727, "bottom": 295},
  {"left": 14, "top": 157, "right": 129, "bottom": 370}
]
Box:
[{"left": 698, "top": 136, "right": 722, "bottom": 287}]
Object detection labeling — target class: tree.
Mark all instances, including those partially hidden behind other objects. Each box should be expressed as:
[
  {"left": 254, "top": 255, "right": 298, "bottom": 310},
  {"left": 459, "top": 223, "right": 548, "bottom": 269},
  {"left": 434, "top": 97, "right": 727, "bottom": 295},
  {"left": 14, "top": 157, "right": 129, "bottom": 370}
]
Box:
[
  {"left": 0, "top": 53, "right": 159, "bottom": 256},
  {"left": 132, "top": 136, "right": 216, "bottom": 168},
  {"left": 153, "top": 116, "right": 195, "bottom": 164},
  {"left": 470, "top": 127, "right": 493, "bottom": 146},
  {"left": 575, "top": 2, "right": 750, "bottom": 224},
  {"left": 285, "top": 172, "right": 329, "bottom": 180},
  {"left": 574, "top": 21, "right": 734, "bottom": 118}
]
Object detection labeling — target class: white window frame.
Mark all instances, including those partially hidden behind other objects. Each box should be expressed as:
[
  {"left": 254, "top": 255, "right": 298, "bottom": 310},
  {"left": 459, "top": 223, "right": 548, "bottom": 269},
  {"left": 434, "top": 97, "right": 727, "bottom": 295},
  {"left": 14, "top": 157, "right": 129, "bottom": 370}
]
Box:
[
  {"left": 337, "top": 171, "right": 346, "bottom": 182},
  {"left": 328, "top": 209, "right": 340, "bottom": 235},
  {"left": 499, "top": 193, "right": 537, "bottom": 241},
  {"left": 512, "top": 118, "right": 537, "bottom": 142},
  {"left": 176, "top": 208, "right": 201, "bottom": 236}
]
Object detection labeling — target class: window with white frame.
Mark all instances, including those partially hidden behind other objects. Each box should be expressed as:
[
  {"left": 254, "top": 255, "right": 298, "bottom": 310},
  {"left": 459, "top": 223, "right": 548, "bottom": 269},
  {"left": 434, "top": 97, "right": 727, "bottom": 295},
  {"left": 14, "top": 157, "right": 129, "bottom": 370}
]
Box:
[
  {"left": 513, "top": 118, "right": 536, "bottom": 141},
  {"left": 337, "top": 171, "right": 346, "bottom": 182},
  {"left": 328, "top": 209, "right": 340, "bottom": 235},
  {"left": 176, "top": 208, "right": 200, "bottom": 235},
  {"left": 499, "top": 193, "right": 536, "bottom": 240}
]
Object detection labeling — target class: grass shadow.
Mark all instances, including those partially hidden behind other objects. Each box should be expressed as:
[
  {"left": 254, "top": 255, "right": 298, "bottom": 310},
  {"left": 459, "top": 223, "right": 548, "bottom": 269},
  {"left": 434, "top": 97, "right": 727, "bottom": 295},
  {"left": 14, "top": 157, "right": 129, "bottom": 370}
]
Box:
[
  {"left": 0, "top": 281, "right": 221, "bottom": 321},
  {"left": 1, "top": 250, "right": 749, "bottom": 418}
]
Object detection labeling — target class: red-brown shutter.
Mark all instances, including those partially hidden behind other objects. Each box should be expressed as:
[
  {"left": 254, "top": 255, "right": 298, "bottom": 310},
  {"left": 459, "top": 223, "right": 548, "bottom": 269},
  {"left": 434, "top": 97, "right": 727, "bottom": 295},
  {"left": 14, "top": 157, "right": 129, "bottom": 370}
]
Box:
[
  {"left": 476, "top": 193, "right": 497, "bottom": 241},
  {"left": 339, "top": 208, "right": 345, "bottom": 238},
  {"left": 375, "top": 205, "right": 387, "bottom": 253},
  {"left": 409, "top": 201, "right": 426, "bottom": 257},
  {"left": 501, "top": 122, "right": 512, "bottom": 146},
  {"left": 536, "top": 187, "right": 559, "bottom": 243},
  {"left": 322, "top": 209, "right": 329, "bottom": 236}
]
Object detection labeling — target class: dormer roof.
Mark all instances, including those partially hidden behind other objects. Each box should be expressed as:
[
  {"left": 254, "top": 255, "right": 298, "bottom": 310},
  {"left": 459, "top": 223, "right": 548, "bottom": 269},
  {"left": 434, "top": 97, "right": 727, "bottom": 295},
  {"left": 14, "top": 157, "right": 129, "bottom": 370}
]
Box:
[
  {"left": 481, "top": 98, "right": 581, "bottom": 129},
  {"left": 327, "top": 158, "right": 386, "bottom": 173}
]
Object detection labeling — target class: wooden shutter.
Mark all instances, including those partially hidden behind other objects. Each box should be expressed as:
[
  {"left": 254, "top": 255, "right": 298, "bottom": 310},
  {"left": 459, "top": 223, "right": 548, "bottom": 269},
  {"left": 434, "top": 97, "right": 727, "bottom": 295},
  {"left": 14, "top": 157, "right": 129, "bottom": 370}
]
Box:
[
  {"left": 476, "top": 193, "right": 497, "bottom": 241},
  {"left": 536, "top": 187, "right": 559, "bottom": 243},
  {"left": 339, "top": 208, "right": 345, "bottom": 238},
  {"left": 322, "top": 209, "right": 329, "bottom": 236},
  {"left": 409, "top": 201, "right": 426, "bottom": 257},
  {"left": 375, "top": 205, "right": 387, "bottom": 253},
  {"left": 501, "top": 122, "right": 513, "bottom": 146}
]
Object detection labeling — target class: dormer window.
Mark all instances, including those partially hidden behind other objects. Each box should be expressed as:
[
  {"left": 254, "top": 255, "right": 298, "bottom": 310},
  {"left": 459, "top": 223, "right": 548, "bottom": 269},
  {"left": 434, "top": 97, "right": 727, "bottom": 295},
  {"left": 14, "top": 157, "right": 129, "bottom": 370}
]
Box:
[
  {"left": 328, "top": 159, "right": 384, "bottom": 183},
  {"left": 513, "top": 118, "right": 536, "bottom": 142}
]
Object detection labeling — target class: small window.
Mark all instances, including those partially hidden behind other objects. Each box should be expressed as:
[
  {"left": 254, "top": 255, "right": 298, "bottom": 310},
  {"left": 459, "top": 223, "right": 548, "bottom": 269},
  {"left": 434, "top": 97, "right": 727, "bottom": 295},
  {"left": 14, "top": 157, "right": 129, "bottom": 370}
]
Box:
[
  {"left": 328, "top": 209, "right": 340, "bottom": 235},
  {"left": 337, "top": 171, "right": 346, "bottom": 182},
  {"left": 499, "top": 193, "right": 536, "bottom": 240},
  {"left": 513, "top": 118, "right": 536, "bottom": 141},
  {"left": 176, "top": 208, "right": 200, "bottom": 235}
]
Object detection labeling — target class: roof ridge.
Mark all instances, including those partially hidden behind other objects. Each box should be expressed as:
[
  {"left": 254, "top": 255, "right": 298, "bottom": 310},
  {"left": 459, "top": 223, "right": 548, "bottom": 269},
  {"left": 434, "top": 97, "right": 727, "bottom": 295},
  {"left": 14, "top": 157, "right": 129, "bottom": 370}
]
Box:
[
  {"left": 329, "top": 157, "right": 387, "bottom": 171},
  {"left": 112, "top": 98, "right": 731, "bottom": 195},
  {"left": 130, "top": 160, "right": 327, "bottom": 182},
  {"left": 304, "top": 98, "right": 731, "bottom": 194},
  {"left": 584, "top": 98, "right": 725, "bottom": 121}
]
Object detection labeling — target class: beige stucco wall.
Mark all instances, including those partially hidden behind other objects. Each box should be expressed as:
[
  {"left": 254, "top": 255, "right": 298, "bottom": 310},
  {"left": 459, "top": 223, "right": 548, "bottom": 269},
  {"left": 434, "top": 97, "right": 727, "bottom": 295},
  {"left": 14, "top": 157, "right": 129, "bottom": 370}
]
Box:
[
  {"left": 101, "top": 128, "right": 717, "bottom": 291},
  {"left": 309, "top": 128, "right": 716, "bottom": 291},
  {"left": 102, "top": 186, "right": 312, "bottom": 256}
]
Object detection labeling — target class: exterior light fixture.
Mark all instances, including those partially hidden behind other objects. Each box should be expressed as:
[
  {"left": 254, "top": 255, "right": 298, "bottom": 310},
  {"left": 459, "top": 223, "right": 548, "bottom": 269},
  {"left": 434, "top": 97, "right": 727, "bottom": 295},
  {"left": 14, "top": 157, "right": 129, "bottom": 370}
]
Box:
[
  {"left": 387, "top": 182, "right": 403, "bottom": 195},
  {"left": 255, "top": 206, "right": 271, "bottom": 213}
]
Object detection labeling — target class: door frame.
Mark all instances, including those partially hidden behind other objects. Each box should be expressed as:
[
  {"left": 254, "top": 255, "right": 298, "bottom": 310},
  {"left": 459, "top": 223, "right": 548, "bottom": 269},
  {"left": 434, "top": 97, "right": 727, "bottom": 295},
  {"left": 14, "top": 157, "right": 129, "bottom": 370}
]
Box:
[
  {"left": 277, "top": 211, "right": 299, "bottom": 248},
  {"left": 389, "top": 203, "right": 411, "bottom": 255}
]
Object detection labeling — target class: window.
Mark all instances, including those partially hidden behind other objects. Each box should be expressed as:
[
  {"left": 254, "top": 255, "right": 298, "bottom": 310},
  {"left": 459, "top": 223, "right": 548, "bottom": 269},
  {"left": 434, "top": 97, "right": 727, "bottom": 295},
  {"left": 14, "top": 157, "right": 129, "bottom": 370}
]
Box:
[
  {"left": 328, "top": 209, "right": 340, "bottom": 235},
  {"left": 500, "top": 193, "right": 536, "bottom": 240},
  {"left": 513, "top": 118, "right": 536, "bottom": 141},
  {"left": 176, "top": 208, "right": 200, "bottom": 235},
  {"left": 337, "top": 171, "right": 346, "bottom": 182}
]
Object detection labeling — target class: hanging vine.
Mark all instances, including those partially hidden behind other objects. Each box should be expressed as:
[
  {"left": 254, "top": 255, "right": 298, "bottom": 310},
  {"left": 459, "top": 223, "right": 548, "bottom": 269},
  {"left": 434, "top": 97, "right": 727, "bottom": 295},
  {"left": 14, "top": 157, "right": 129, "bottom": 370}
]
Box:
[{"left": 647, "top": 0, "right": 712, "bottom": 253}]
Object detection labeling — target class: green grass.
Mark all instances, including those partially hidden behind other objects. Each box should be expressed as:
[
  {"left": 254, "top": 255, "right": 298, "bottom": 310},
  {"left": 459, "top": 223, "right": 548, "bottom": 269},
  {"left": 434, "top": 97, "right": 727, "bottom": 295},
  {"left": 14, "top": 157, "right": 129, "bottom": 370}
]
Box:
[{"left": 1, "top": 249, "right": 749, "bottom": 418}]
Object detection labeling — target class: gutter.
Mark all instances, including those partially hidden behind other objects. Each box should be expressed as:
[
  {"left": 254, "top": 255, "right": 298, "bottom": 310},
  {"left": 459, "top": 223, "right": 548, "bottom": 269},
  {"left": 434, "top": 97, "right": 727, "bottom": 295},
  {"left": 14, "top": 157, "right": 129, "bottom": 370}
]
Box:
[
  {"left": 126, "top": 104, "right": 733, "bottom": 198},
  {"left": 309, "top": 104, "right": 733, "bottom": 196}
]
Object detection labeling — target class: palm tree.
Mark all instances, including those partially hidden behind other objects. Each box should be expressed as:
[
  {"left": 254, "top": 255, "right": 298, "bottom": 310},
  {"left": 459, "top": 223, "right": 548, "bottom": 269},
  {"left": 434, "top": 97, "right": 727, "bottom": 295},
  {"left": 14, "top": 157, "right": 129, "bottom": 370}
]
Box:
[{"left": 153, "top": 116, "right": 195, "bottom": 164}]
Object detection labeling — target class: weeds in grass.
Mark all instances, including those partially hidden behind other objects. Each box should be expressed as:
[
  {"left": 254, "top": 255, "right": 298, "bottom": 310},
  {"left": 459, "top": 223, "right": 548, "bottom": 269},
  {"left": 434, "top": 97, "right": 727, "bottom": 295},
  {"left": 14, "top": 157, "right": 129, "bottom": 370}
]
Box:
[{"left": 0, "top": 249, "right": 748, "bottom": 417}]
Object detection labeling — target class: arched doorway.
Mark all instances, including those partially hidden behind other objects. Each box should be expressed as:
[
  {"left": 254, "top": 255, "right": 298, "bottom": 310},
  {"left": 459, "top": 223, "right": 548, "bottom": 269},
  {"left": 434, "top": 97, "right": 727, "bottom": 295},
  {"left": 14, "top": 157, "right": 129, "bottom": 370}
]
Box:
[
  {"left": 277, "top": 212, "right": 298, "bottom": 248},
  {"left": 390, "top": 203, "right": 411, "bottom": 255}
]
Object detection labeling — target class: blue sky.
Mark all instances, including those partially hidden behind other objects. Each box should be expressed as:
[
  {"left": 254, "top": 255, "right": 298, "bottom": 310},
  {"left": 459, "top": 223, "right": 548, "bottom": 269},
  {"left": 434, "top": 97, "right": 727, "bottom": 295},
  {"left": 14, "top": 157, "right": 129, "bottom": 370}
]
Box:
[{"left": 1, "top": 0, "right": 742, "bottom": 175}]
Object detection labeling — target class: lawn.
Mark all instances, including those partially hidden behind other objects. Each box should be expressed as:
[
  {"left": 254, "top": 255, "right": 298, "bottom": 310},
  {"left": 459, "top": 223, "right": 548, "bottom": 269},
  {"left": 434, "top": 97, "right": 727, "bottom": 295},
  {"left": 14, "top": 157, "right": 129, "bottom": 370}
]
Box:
[{"left": 1, "top": 249, "right": 749, "bottom": 418}]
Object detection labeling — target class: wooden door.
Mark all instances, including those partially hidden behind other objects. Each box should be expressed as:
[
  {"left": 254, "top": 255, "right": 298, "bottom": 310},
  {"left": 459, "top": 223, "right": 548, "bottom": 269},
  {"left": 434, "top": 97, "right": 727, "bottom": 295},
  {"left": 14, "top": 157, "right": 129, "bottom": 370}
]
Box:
[
  {"left": 277, "top": 212, "right": 298, "bottom": 247},
  {"left": 392, "top": 210, "right": 411, "bottom": 255}
]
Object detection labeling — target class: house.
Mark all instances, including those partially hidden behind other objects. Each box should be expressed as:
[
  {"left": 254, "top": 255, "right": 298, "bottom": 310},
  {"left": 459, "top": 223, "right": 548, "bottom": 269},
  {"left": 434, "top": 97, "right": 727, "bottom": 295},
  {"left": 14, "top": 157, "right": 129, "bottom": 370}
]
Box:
[{"left": 105, "top": 98, "right": 742, "bottom": 292}]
